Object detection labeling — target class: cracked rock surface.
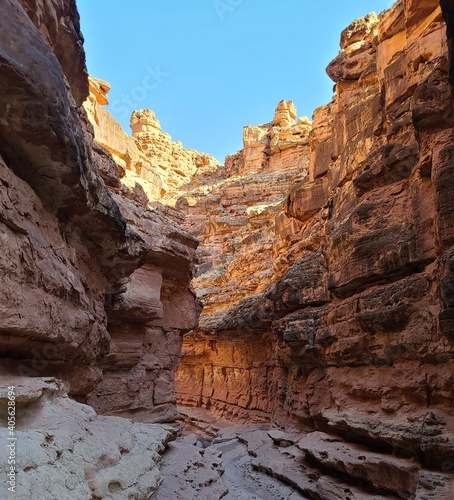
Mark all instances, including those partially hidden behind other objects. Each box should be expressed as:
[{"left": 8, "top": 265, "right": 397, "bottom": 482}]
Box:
[
  {"left": 154, "top": 408, "right": 454, "bottom": 500},
  {"left": 0, "top": 378, "right": 176, "bottom": 500}
]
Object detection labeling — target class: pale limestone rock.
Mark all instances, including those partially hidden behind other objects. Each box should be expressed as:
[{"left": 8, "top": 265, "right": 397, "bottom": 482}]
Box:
[
  {"left": 130, "top": 109, "right": 220, "bottom": 202},
  {"left": 242, "top": 125, "right": 269, "bottom": 173},
  {"left": 298, "top": 431, "right": 420, "bottom": 498},
  {"left": 0, "top": 378, "right": 176, "bottom": 500},
  {"left": 84, "top": 89, "right": 220, "bottom": 204},
  {"left": 273, "top": 100, "right": 297, "bottom": 127},
  {"left": 84, "top": 83, "right": 163, "bottom": 201},
  {"left": 154, "top": 441, "right": 228, "bottom": 499},
  {"left": 130, "top": 108, "right": 162, "bottom": 133},
  {"left": 298, "top": 115, "right": 312, "bottom": 129}
]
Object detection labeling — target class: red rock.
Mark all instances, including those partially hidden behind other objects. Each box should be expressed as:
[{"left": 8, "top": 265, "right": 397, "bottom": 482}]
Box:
[
  {"left": 176, "top": 4, "right": 454, "bottom": 496},
  {"left": 3, "top": 0, "right": 454, "bottom": 497},
  {"left": 0, "top": 0, "right": 201, "bottom": 436}
]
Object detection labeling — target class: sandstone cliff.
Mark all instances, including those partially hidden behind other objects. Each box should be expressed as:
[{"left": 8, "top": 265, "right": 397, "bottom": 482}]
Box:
[
  {"left": 175, "top": 1, "right": 454, "bottom": 497},
  {"left": 0, "top": 0, "right": 200, "bottom": 497},
  {"left": 175, "top": 100, "right": 311, "bottom": 326},
  {"left": 84, "top": 80, "right": 220, "bottom": 203}
]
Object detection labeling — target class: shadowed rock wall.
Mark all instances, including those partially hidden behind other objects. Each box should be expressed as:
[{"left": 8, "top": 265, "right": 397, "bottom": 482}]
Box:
[
  {"left": 0, "top": 0, "right": 200, "bottom": 421},
  {"left": 0, "top": 1, "right": 201, "bottom": 496}
]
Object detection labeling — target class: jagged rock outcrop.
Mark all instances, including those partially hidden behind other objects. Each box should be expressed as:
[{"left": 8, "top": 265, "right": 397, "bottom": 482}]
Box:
[
  {"left": 1, "top": 0, "right": 199, "bottom": 422},
  {"left": 174, "top": 100, "right": 311, "bottom": 329},
  {"left": 86, "top": 197, "right": 201, "bottom": 422},
  {"left": 84, "top": 80, "right": 219, "bottom": 203},
  {"left": 176, "top": 1, "right": 454, "bottom": 496},
  {"left": 238, "top": 100, "right": 311, "bottom": 176},
  {"left": 84, "top": 77, "right": 229, "bottom": 422}
]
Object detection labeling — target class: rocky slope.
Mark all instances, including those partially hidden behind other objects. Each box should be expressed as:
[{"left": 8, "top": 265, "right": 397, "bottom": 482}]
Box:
[
  {"left": 175, "top": 0, "right": 454, "bottom": 497},
  {"left": 0, "top": 0, "right": 200, "bottom": 497},
  {"left": 84, "top": 79, "right": 220, "bottom": 203}
]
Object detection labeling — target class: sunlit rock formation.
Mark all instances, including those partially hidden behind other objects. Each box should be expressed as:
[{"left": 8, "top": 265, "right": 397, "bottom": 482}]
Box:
[
  {"left": 2, "top": 0, "right": 454, "bottom": 498},
  {"left": 176, "top": 1, "right": 454, "bottom": 496},
  {"left": 84, "top": 80, "right": 219, "bottom": 202},
  {"left": 172, "top": 101, "right": 311, "bottom": 337}
]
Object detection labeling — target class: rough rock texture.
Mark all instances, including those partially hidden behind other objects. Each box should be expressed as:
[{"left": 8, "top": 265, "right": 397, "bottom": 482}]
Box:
[
  {"left": 0, "top": 0, "right": 201, "bottom": 497},
  {"left": 86, "top": 197, "right": 201, "bottom": 422},
  {"left": 17, "top": 0, "right": 89, "bottom": 107},
  {"left": 0, "top": 378, "right": 176, "bottom": 499},
  {"left": 84, "top": 80, "right": 225, "bottom": 422},
  {"left": 176, "top": 1, "right": 454, "bottom": 495},
  {"left": 3, "top": 0, "right": 454, "bottom": 498},
  {"left": 84, "top": 81, "right": 220, "bottom": 203},
  {"left": 131, "top": 108, "right": 220, "bottom": 202},
  {"left": 241, "top": 100, "right": 311, "bottom": 175},
  {"left": 174, "top": 100, "right": 311, "bottom": 330},
  {"left": 0, "top": 0, "right": 200, "bottom": 422},
  {"left": 0, "top": 0, "right": 144, "bottom": 397},
  {"left": 157, "top": 408, "right": 454, "bottom": 499}
]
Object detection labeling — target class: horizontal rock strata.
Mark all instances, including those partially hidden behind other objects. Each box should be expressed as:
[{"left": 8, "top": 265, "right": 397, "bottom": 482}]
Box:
[
  {"left": 176, "top": 1, "right": 454, "bottom": 496},
  {"left": 84, "top": 82, "right": 220, "bottom": 203}
]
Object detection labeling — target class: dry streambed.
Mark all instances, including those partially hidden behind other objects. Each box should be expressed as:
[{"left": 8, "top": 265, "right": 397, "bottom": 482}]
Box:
[{"left": 153, "top": 408, "right": 454, "bottom": 500}]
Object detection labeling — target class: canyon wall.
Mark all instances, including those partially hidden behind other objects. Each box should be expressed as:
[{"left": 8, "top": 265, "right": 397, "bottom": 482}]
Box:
[
  {"left": 0, "top": 0, "right": 199, "bottom": 425},
  {"left": 82, "top": 69, "right": 222, "bottom": 423},
  {"left": 175, "top": 0, "right": 454, "bottom": 492},
  {"left": 2, "top": 0, "right": 454, "bottom": 497},
  {"left": 0, "top": 0, "right": 200, "bottom": 497},
  {"left": 84, "top": 80, "right": 220, "bottom": 203}
]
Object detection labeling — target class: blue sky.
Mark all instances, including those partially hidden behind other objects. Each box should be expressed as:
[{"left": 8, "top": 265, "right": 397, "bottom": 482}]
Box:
[{"left": 78, "top": 0, "right": 395, "bottom": 162}]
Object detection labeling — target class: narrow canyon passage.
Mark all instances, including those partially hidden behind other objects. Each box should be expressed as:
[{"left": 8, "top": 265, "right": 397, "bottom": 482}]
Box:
[{"left": 1, "top": 0, "right": 454, "bottom": 499}]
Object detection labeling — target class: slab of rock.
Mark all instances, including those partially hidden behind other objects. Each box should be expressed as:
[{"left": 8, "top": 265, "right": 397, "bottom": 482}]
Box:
[
  {"left": 153, "top": 440, "right": 228, "bottom": 500},
  {"left": 0, "top": 378, "right": 176, "bottom": 500},
  {"left": 298, "top": 431, "right": 420, "bottom": 498}
]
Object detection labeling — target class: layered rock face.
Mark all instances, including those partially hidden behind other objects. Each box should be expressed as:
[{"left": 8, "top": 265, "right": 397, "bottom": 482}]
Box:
[
  {"left": 86, "top": 199, "right": 200, "bottom": 422},
  {"left": 175, "top": 101, "right": 311, "bottom": 325},
  {"left": 83, "top": 75, "right": 226, "bottom": 423},
  {"left": 3, "top": 0, "right": 454, "bottom": 497},
  {"left": 0, "top": 0, "right": 199, "bottom": 424},
  {"left": 0, "top": 0, "right": 200, "bottom": 497},
  {"left": 84, "top": 81, "right": 219, "bottom": 203},
  {"left": 0, "top": 0, "right": 146, "bottom": 400},
  {"left": 176, "top": 1, "right": 454, "bottom": 495}
]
